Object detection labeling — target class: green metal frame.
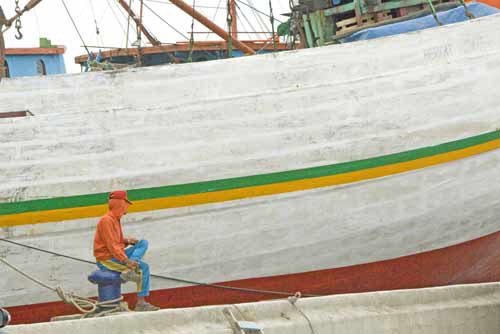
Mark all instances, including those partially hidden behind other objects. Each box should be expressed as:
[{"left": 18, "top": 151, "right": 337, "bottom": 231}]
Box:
[
  {"left": 324, "top": 0, "right": 445, "bottom": 16},
  {"left": 301, "top": 0, "right": 455, "bottom": 47},
  {"left": 302, "top": 9, "right": 335, "bottom": 47},
  {"left": 302, "top": 15, "right": 315, "bottom": 47}
]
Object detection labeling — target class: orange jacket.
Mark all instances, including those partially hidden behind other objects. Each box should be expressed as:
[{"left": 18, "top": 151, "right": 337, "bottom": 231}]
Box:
[{"left": 93, "top": 212, "right": 128, "bottom": 262}]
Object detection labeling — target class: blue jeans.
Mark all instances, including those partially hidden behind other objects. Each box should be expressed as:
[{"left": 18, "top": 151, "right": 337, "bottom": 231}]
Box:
[{"left": 97, "top": 239, "right": 151, "bottom": 297}]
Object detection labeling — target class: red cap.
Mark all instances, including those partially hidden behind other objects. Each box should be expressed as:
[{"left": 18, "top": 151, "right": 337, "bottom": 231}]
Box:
[{"left": 109, "top": 190, "right": 132, "bottom": 204}]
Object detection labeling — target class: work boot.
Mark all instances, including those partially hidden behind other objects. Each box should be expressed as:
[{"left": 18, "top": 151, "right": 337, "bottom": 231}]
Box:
[
  {"left": 135, "top": 302, "right": 160, "bottom": 312},
  {"left": 120, "top": 269, "right": 141, "bottom": 283}
]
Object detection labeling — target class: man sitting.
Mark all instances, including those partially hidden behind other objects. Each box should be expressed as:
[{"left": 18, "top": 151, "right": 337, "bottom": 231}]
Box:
[{"left": 93, "top": 190, "right": 159, "bottom": 311}]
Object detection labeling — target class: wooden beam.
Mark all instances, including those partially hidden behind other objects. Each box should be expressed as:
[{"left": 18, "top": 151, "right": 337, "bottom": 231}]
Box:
[
  {"left": 74, "top": 41, "right": 289, "bottom": 64},
  {"left": 4, "top": 47, "right": 66, "bottom": 55},
  {"left": 230, "top": 0, "right": 238, "bottom": 39},
  {"left": 167, "top": 0, "right": 255, "bottom": 55},
  {"left": 0, "top": 110, "right": 32, "bottom": 118},
  {"left": 5, "top": 0, "right": 43, "bottom": 28},
  {"left": 116, "top": 0, "right": 161, "bottom": 46}
]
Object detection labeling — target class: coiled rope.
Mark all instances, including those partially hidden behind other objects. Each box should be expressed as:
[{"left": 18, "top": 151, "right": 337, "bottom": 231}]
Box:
[{"left": 0, "top": 257, "right": 126, "bottom": 317}]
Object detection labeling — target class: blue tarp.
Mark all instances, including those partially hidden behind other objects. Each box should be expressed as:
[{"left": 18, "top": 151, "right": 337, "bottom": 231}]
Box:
[{"left": 342, "top": 2, "right": 499, "bottom": 43}]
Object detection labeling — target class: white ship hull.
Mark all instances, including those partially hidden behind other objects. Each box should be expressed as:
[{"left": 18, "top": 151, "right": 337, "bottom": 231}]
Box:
[{"left": 0, "top": 13, "right": 499, "bottom": 324}]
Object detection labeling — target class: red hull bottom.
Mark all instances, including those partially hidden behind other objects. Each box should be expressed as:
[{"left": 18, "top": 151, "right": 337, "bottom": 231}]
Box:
[{"left": 7, "top": 230, "right": 500, "bottom": 325}]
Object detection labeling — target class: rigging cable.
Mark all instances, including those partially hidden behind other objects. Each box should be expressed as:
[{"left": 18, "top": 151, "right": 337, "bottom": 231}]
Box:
[
  {"left": 234, "top": 2, "right": 259, "bottom": 40},
  {"left": 288, "top": 0, "right": 298, "bottom": 49},
  {"left": 105, "top": 0, "right": 133, "bottom": 46},
  {"left": 227, "top": 0, "right": 233, "bottom": 57},
  {"left": 247, "top": 0, "right": 269, "bottom": 39},
  {"left": 88, "top": 0, "right": 103, "bottom": 47},
  {"left": 187, "top": 0, "right": 196, "bottom": 62},
  {"left": 143, "top": 2, "right": 189, "bottom": 40},
  {"left": 235, "top": 0, "right": 283, "bottom": 23},
  {"left": 208, "top": 0, "right": 224, "bottom": 41},
  {"left": 97, "top": 0, "right": 110, "bottom": 24},
  {"left": 135, "top": 0, "right": 145, "bottom": 67},
  {"left": 0, "top": 237, "right": 319, "bottom": 298},
  {"left": 33, "top": 2, "right": 41, "bottom": 39},
  {"left": 60, "top": 0, "right": 91, "bottom": 56},
  {"left": 126, "top": 0, "right": 134, "bottom": 47},
  {"left": 269, "top": 0, "right": 276, "bottom": 50},
  {"left": 144, "top": 0, "right": 225, "bottom": 9}
]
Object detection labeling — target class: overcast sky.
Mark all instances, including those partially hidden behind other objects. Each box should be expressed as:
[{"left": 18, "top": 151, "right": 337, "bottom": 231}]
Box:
[{"left": 2, "top": 0, "right": 290, "bottom": 73}]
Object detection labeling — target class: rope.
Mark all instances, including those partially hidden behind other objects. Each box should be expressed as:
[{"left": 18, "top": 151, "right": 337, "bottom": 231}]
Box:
[
  {"left": 288, "top": 292, "right": 316, "bottom": 334},
  {"left": 106, "top": 0, "right": 133, "bottom": 45},
  {"left": 97, "top": 0, "right": 110, "bottom": 25},
  {"left": 143, "top": 2, "right": 189, "bottom": 40},
  {"left": 255, "top": 38, "right": 273, "bottom": 54},
  {"left": 60, "top": 0, "right": 91, "bottom": 56},
  {"left": 247, "top": 0, "right": 268, "bottom": 40},
  {"left": 144, "top": 0, "right": 225, "bottom": 9},
  {"left": 0, "top": 237, "right": 320, "bottom": 298},
  {"left": 89, "top": 0, "right": 102, "bottom": 45},
  {"left": 234, "top": 2, "right": 259, "bottom": 39},
  {"left": 0, "top": 256, "right": 56, "bottom": 292},
  {"left": 268, "top": 0, "right": 276, "bottom": 50},
  {"left": 208, "top": 0, "right": 224, "bottom": 41},
  {"left": 33, "top": 3, "right": 41, "bottom": 39},
  {"left": 0, "top": 256, "right": 125, "bottom": 316},
  {"left": 235, "top": 0, "right": 283, "bottom": 23},
  {"left": 126, "top": 0, "right": 133, "bottom": 48},
  {"left": 227, "top": 0, "right": 233, "bottom": 58},
  {"left": 187, "top": 0, "right": 196, "bottom": 62}
]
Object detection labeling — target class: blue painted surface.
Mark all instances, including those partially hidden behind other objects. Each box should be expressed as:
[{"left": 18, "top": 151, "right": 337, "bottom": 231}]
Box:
[
  {"left": 88, "top": 270, "right": 122, "bottom": 303},
  {"left": 88, "top": 48, "right": 276, "bottom": 70},
  {"left": 4, "top": 54, "right": 66, "bottom": 78}
]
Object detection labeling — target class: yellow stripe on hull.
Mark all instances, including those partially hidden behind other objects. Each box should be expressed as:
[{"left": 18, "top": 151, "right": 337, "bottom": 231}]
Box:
[{"left": 1, "top": 138, "right": 499, "bottom": 228}]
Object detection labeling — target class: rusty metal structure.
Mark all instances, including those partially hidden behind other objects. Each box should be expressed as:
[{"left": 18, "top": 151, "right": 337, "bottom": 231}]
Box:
[
  {"left": 117, "top": 0, "right": 161, "bottom": 46},
  {"left": 4, "top": 0, "right": 42, "bottom": 32},
  {"left": 167, "top": 0, "right": 256, "bottom": 55},
  {"left": 117, "top": 0, "right": 256, "bottom": 56},
  {"left": 0, "top": 0, "right": 282, "bottom": 76}
]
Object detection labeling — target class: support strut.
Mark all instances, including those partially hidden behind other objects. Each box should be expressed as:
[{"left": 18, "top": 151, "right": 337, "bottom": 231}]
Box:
[
  {"left": 117, "top": 0, "right": 161, "bottom": 46},
  {"left": 168, "top": 0, "right": 255, "bottom": 55},
  {"left": 0, "top": 6, "right": 6, "bottom": 81}
]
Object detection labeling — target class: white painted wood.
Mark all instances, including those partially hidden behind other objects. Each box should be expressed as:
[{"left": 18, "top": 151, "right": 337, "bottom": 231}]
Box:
[{"left": 0, "top": 14, "right": 499, "bottom": 308}]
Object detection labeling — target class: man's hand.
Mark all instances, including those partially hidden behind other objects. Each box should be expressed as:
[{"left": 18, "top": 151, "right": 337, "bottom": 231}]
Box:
[
  {"left": 126, "top": 238, "right": 138, "bottom": 245},
  {"left": 124, "top": 259, "right": 139, "bottom": 269}
]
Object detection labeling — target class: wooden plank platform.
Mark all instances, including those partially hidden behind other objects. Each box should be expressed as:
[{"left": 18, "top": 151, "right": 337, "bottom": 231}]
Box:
[{"left": 336, "top": 11, "right": 393, "bottom": 33}]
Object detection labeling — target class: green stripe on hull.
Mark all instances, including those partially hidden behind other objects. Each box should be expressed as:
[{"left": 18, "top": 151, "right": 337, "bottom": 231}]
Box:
[{"left": 1, "top": 130, "right": 499, "bottom": 216}]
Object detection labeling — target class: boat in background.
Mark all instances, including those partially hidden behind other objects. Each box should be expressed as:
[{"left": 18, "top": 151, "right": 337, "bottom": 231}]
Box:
[
  {"left": 74, "top": 0, "right": 293, "bottom": 71},
  {"left": 2, "top": 38, "right": 66, "bottom": 78},
  {"left": 73, "top": 0, "right": 500, "bottom": 70},
  {"left": 75, "top": 39, "right": 289, "bottom": 70}
]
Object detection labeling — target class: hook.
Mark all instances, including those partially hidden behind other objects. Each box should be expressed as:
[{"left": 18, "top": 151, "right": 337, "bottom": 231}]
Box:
[{"left": 15, "top": 29, "right": 22, "bottom": 40}]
